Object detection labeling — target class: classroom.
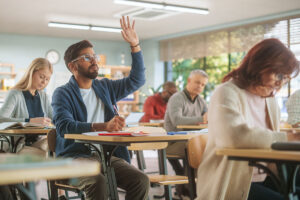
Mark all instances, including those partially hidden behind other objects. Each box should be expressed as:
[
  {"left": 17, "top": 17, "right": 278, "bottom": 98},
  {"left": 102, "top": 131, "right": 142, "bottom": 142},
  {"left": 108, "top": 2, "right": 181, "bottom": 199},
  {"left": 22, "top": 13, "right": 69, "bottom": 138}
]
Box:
[{"left": 0, "top": 1, "right": 300, "bottom": 200}]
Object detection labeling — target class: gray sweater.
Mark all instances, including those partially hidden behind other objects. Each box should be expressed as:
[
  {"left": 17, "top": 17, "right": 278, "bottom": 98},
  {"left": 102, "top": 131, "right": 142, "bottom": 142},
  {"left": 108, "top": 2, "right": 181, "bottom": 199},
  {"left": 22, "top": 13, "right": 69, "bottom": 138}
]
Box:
[
  {"left": 164, "top": 90, "right": 207, "bottom": 131},
  {"left": 0, "top": 89, "right": 52, "bottom": 122}
]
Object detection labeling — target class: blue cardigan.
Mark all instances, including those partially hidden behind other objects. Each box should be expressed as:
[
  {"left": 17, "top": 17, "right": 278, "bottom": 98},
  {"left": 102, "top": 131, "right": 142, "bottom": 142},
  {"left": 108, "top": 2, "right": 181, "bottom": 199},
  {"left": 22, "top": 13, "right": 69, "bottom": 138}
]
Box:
[{"left": 52, "top": 51, "right": 145, "bottom": 161}]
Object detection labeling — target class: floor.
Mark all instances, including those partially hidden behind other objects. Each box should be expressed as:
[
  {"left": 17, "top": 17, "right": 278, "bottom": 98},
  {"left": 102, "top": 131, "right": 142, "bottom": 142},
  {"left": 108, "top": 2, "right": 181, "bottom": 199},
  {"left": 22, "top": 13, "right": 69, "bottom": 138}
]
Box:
[{"left": 35, "top": 150, "right": 185, "bottom": 200}]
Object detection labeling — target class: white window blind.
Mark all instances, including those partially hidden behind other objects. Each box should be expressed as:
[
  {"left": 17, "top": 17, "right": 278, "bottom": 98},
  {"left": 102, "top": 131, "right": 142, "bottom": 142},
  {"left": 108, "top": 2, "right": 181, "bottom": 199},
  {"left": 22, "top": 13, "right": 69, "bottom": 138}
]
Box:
[{"left": 160, "top": 15, "right": 300, "bottom": 61}]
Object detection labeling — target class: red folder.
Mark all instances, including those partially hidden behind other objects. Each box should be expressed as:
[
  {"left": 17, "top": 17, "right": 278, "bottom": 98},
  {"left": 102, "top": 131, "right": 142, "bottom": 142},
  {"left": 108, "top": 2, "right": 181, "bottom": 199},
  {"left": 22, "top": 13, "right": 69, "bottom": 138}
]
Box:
[
  {"left": 98, "top": 132, "right": 133, "bottom": 136},
  {"left": 97, "top": 131, "right": 146, "bottom": 136}
]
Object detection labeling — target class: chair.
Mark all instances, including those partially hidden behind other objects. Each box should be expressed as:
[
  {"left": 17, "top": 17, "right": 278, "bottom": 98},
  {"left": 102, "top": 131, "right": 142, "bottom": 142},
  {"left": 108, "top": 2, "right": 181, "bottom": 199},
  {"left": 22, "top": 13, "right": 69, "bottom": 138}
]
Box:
[
  {"left": 47, "top": 129, "right": 85, "bottom": 200},
  {"left": 126, "top": 126, "right": 188, "bottom": 198},
  {"left": 185, "top": 134, "right": 208, "bottom": 199}
]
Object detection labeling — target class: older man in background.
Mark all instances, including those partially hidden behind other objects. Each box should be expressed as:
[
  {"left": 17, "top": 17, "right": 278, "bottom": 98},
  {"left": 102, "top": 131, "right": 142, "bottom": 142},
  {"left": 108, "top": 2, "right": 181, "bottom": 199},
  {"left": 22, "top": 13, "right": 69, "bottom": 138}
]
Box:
[{"left": 164, "top": 69, "right": 208, "bottom": 197}]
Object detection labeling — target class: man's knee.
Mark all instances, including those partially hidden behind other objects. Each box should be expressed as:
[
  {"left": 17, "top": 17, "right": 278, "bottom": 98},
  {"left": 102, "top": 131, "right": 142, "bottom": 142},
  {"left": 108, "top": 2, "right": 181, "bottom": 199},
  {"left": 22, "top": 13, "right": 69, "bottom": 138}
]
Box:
[
  {"left": 136, "top": 172, "right": 150, "bottom": 190},
  {"left": 81, "top": 174, "right": 107, "bottom": 200}
]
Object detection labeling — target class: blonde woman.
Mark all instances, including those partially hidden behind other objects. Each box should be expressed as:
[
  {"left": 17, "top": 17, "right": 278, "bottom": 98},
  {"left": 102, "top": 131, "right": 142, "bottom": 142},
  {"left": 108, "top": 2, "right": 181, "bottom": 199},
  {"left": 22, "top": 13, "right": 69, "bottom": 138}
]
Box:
[{"left": 0, "top": 58, "right": 53, "bottom": 156}]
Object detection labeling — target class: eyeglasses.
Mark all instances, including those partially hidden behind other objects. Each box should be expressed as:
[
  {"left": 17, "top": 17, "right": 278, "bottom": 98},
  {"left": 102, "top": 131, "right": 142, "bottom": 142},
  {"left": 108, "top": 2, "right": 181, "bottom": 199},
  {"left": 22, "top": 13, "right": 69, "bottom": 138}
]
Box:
[
  {"left": 274, "top": 73, "right": 290, "bottom": 85},
  {"left": 258, "top": 73, "right": 291, "bottom": 98},
  {"left": 71, "top": 54, "right": 100, "bottom": 63}
]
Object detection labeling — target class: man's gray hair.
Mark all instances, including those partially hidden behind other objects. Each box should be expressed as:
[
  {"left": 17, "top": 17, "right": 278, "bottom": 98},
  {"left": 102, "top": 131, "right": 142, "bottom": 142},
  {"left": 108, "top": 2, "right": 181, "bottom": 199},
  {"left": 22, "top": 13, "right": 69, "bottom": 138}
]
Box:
[{"left": 188, "top": 69, "right": 208, "bottom": 79}]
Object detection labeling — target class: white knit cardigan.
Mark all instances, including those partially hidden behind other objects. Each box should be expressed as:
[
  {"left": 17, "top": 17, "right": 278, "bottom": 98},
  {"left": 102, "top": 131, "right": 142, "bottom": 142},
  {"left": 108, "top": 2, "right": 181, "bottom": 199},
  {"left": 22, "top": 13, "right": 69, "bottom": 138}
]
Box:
[{"left": 196, "top": 80, "right": 287, "bottom": 200}]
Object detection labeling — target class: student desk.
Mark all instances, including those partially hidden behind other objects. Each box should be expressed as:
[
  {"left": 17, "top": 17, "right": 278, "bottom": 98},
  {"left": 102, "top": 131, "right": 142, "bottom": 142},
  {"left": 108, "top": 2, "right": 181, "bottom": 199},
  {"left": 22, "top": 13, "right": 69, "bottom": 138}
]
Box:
[
  {"left": 0, "top": 129, "right": 51, "bottom": 153},
  {"left": 216, "top": 148, "right": 300, "bottom": 200},
  {"left": 65, "top": 133, "right": 196, "bottom": 200},
  {"left": 0, "top": 153, "right": 100, "bottom": 200},
  {"left": 176, "top": 124, "right": 207, "bottom": 130},
  {"left": 139, "top": 122, "right": 164, "bottom": 127}
]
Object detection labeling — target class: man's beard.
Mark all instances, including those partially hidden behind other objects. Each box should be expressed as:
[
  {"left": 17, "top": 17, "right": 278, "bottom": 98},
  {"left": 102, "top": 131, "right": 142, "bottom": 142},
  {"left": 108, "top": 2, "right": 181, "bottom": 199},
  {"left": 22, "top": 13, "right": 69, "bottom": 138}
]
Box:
[{"left": 77, "top": 64, "right": 98, "bottom": 79}]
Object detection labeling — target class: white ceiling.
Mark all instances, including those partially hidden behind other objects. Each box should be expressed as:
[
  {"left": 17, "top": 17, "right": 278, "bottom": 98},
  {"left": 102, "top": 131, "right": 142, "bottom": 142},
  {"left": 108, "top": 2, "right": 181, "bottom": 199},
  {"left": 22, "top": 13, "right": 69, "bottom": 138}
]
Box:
[{"left": 0, "top": 0, "right": 299, "bottom": 41}]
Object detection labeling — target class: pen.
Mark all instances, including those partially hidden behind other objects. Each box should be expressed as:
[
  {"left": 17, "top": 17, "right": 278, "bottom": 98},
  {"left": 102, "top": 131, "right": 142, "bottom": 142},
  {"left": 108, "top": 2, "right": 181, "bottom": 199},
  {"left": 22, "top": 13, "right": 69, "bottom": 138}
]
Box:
[
  {"left": 113, "top": 104, "right": 119, "bottom": 116},
  {"left": 167, "top": 131, "right": 187, "bottom": 135}
]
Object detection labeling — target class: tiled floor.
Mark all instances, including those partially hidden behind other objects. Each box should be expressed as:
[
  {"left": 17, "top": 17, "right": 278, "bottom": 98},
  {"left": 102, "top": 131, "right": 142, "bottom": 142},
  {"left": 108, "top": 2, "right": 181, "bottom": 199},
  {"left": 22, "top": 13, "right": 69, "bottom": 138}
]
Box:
[{"left": 35, "top": 150, "right": 182, "bottom": 200}]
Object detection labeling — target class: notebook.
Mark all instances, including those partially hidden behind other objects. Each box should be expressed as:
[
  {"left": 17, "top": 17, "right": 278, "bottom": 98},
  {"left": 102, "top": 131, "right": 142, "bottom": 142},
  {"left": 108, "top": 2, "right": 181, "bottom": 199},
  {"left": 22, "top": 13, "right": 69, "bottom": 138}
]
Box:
[
  {"left": 82, "top": 131, "right": 147, "bottom": 137},
  {"left": 271, "top": 141, "right": 300, "bottom": 151},
  {"left": 125, "top": 112, "right": 144, "bottom": 127},
  {"left": 0, "top": 122, "right": 50, "bottom": 130}
]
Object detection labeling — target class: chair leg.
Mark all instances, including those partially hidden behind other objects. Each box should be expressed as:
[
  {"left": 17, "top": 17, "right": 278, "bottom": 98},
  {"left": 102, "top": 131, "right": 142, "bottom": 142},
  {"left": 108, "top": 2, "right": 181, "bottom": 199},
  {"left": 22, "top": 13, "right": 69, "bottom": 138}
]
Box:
[
  {"left": 187, "top": 165, "right": 196, "bottom": 199},
  {"left": 80, "top": 191, "right": 85, "bottom": 200},
  {"left": 136, "top": 150, "right": 146, "bottom": 171},
  {"left": 49, "top": 180, "right": 58, "bottom": 200}
]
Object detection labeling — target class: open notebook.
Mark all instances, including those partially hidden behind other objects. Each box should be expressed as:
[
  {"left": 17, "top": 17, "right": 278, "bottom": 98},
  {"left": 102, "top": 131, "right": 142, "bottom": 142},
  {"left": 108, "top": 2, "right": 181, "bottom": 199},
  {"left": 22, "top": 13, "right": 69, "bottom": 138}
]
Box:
[
  {"left": 0, "top": 122, "right": 50, "bottom": 130},
  {"left": 125, "top": 112, "right": 144, "bottom": 127}
]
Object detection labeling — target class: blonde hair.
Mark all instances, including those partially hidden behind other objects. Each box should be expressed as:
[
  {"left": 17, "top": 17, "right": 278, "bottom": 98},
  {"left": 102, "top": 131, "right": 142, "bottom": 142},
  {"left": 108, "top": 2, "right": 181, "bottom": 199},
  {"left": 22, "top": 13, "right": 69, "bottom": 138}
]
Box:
[{"left": 13, "top": 58, "right": 53, "bottom": 91}]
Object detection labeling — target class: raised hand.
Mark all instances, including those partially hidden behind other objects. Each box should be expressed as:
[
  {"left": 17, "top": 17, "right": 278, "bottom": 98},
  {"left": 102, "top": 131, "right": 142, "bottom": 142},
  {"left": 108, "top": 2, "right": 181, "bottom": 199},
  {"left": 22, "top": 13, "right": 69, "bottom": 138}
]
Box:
[{"left": 120, "top": 16, "right": 139, "bottom": 47}]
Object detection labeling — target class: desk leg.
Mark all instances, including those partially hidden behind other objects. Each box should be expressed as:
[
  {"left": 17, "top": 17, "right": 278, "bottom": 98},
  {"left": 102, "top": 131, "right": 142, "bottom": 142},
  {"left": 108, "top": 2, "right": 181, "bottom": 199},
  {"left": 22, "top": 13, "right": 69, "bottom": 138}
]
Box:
[
  {"left": 98, "top": 144, "right": 119, "bottom": 200},
  {"left": 158, "top": 149, "right": 172, "bottom": 200},
  {"left": 16, "top": 182, "right": 37, "bottom": 200},
  {"left": 277, "top": 164, "right": 299, "bottom": 200},
  {"left": 0, "top": 135, "right": 10, "bottom": 152}
]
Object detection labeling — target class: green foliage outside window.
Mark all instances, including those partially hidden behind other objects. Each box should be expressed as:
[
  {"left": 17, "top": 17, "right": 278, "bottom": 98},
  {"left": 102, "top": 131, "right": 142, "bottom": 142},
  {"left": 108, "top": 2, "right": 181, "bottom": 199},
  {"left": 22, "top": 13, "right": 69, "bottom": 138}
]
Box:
[{"left": 172, "top": 52, "right": 245, "bottom": 100}]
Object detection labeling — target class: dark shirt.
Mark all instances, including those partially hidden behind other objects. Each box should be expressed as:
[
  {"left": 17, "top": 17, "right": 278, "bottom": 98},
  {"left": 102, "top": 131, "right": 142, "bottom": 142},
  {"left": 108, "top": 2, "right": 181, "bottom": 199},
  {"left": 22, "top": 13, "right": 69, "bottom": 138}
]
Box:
[
  {"left": 22, "top": 90, "right": 44, "bottom": 144},
  {"left": 183, "top": 88, "right": 199, "bottom": 103}
]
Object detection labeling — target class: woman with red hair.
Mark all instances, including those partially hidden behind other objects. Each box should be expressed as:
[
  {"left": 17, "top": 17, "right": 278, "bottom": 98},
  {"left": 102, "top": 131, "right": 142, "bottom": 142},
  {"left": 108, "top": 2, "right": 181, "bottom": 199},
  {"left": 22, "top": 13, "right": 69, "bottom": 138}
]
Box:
[{"left": 196, "top": 38, "right": 300, "bottom": 200}]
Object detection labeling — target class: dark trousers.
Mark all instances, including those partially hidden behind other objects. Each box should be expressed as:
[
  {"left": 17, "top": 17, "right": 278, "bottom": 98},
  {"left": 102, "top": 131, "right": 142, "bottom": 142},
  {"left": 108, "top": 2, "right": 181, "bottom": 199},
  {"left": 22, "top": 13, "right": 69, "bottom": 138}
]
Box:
[
  {"left": 248, "top": 176, "right": 300, "bottom": 200},
  {"left": 0, "top": 186, "right": 13, "bottom": 200},
  {"left": 248, "top": 182, "right": 283, "bottom": 200},
  {"left": 73, "top": 155, "right": 149, "bottom": 200}
]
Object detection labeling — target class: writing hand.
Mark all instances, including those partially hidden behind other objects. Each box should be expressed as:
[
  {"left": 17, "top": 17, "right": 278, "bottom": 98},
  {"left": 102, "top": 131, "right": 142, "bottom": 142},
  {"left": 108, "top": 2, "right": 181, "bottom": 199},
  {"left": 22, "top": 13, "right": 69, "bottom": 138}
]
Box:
[{"left": 106, "top": 116, "right": 125, "bottom": 132}]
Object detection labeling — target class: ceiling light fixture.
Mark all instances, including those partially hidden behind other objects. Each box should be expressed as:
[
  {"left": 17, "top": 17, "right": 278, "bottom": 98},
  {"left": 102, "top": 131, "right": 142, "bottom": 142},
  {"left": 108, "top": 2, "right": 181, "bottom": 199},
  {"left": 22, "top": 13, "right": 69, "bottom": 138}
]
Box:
[
  {"left": 91, "top": 26, "right": 121, "bottom": 33},
  {"left": 48, "top": 22, "right": 90, "bottom": 30},
  {"left": 48, "top": 22, "right": 122, "bottom": 33},
  {"left": 114, "top": 0, "right": 209, "bottom": 15}
]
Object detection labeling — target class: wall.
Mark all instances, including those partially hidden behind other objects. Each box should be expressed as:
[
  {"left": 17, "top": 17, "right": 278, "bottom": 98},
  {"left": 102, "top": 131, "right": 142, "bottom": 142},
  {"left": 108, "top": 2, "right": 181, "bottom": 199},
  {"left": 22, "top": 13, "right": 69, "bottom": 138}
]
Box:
[
  {"left": 0, "top": 33, "right": 136, "bottom": 96},
  {"left": 140, "top": 39, "right": 164, "bottom": 100}
]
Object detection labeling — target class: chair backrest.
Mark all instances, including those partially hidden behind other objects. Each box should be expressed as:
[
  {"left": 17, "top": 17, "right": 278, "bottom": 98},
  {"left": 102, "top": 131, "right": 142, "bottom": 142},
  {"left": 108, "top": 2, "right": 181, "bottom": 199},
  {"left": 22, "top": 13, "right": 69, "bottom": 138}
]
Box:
[
  {"left": 47, "top": 129, "right": 56, "bottom": 154},
  {"left": 187, "top": 134, "right": 208, "bottom": 169},
  {"left": 125, "top": 126, "right": 168, "bottom": 150},
  {"left": 128, "top": 142, "right": 168, "bottom": 150}
]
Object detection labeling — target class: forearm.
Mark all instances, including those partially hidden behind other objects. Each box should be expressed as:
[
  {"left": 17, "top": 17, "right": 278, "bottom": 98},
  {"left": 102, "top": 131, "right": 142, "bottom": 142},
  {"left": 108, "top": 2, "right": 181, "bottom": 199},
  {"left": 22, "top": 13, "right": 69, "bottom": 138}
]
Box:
[
  {"left": 0, "top": 117, "right": 25, "bottom": 123},
  {"left": 173, "top": 115, "right": 203, "bottom": 125},
  {"left": 91, "top": 122, "right": 108, "bottom": 131}
]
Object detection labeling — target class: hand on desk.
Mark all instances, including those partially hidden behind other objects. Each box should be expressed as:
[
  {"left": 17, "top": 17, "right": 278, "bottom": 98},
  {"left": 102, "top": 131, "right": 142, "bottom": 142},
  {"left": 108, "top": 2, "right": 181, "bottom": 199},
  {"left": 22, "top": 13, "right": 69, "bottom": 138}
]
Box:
[
  {"left": 202, "top": 112, "right": 208, "bottom": 124},
  {"left": 286, "top": 131, "right": 300, "bottom": 141},
  {"left": 292, "top": 122, "right": 300, "bottom": 128},
  {"left": 29, "top": 117, "right": 51, "bottom": 126}
]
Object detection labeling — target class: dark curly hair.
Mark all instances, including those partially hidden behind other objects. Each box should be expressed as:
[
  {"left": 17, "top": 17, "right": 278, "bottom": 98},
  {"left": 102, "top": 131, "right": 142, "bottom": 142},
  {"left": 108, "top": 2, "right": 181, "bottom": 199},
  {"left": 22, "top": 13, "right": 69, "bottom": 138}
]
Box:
[{"left": 64, "top": 40, "right": 93, "bottom": 71}]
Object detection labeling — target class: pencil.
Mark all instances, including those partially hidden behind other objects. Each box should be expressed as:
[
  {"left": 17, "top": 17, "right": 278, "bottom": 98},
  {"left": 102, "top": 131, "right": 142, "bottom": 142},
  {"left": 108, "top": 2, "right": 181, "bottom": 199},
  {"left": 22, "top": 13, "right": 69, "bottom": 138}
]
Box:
[{"left": 113, "top": 105, "right": 119, "bottom": 116}]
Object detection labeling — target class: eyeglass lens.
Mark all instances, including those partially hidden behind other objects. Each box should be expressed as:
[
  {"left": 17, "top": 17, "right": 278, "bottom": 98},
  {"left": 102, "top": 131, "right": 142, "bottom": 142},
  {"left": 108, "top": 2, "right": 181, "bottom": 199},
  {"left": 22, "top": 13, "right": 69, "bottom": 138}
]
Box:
[
  {"left": 83, "top": 54, "right": 100, "bottom": 62},
  {"left": 275, "top": 74, "right": 290, "bottom": 84}
]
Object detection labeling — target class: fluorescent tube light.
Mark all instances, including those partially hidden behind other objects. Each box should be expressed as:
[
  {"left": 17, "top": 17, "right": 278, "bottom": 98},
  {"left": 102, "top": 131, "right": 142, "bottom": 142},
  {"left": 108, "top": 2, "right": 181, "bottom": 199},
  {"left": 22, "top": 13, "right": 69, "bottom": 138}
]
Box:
[
  {"left": 114, "top": 0, "right": 209, "bottom": 15},
  {"left": 165, "top": 5, "right": 209, "bottom": 15},
  {"left": 114, "top": 0, "right": 163, "bottom": 9},
  {"left": 48, "top": 22, "right": 90, "bottom": 30},
  {"left": 91, "top": 26, "right": 121, "bottom": 33},
  {"left": 48, "top": 22, "right": 122, "bottom": 33}
]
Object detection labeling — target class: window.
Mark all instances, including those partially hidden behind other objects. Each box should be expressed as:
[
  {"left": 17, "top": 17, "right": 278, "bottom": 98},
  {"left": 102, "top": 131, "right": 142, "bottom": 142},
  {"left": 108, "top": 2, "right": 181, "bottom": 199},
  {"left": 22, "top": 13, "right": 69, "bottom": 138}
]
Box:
[{"left": 163, "top": 15, "right": 300, "bottom": 120}]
